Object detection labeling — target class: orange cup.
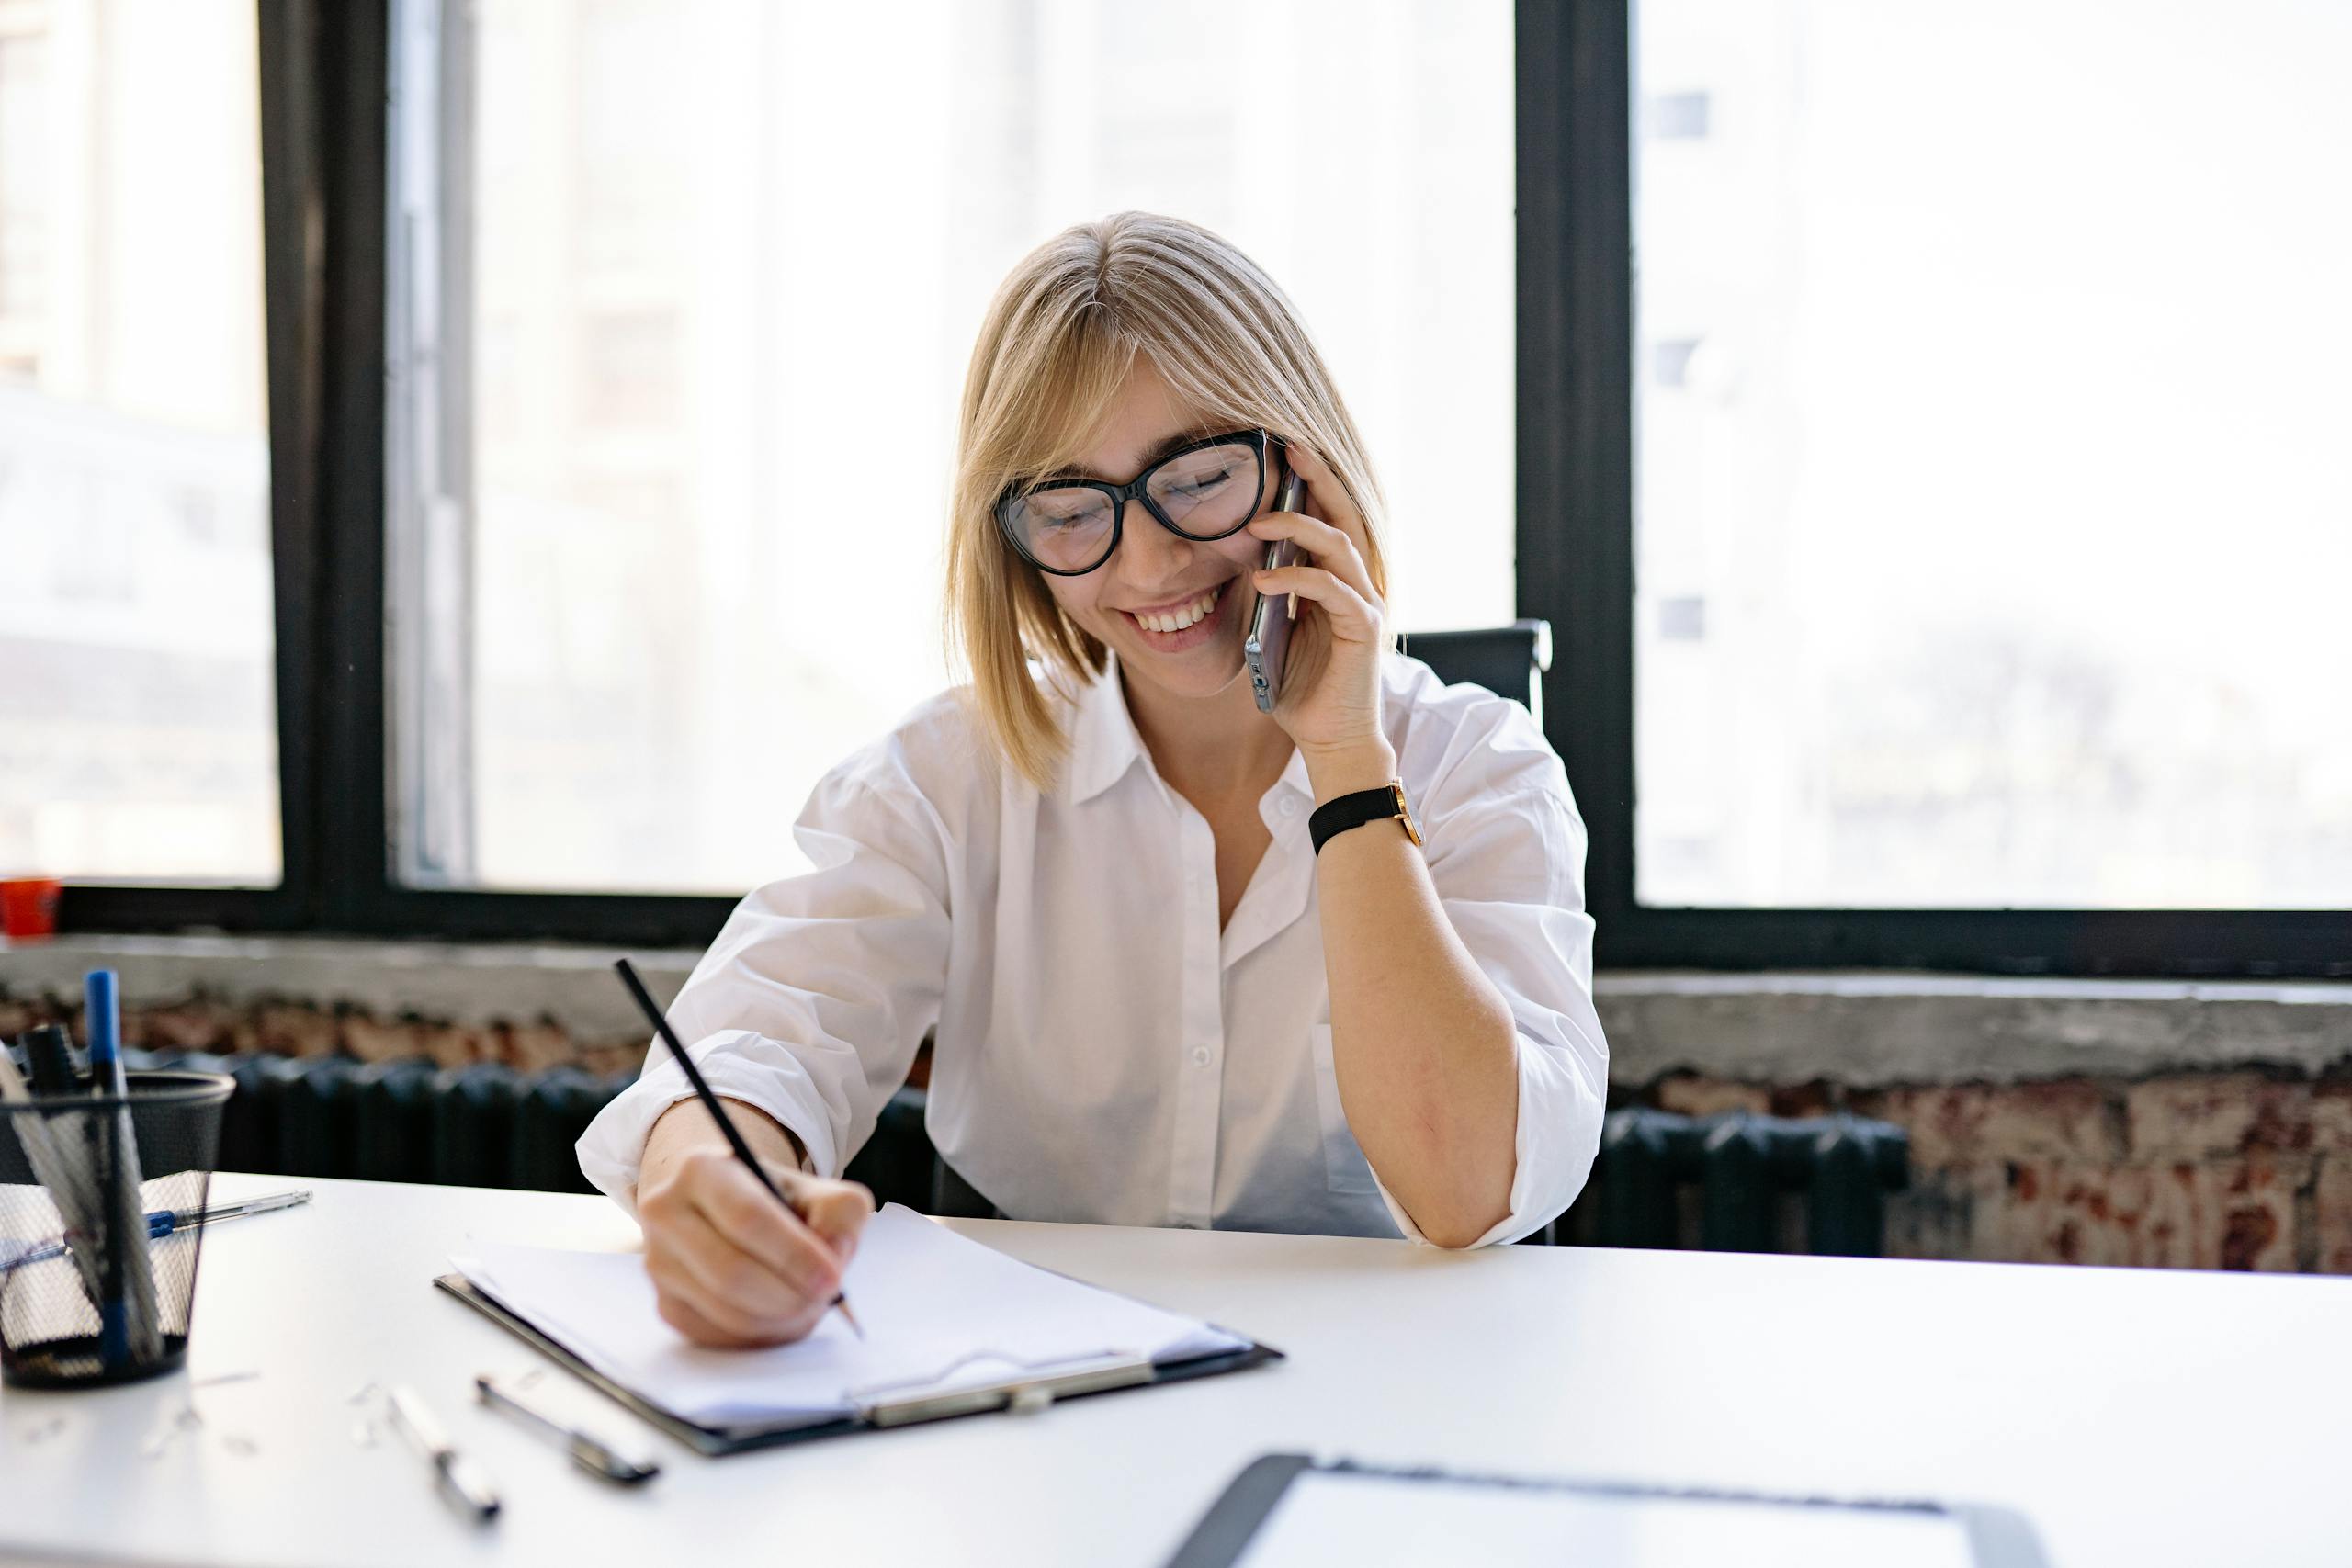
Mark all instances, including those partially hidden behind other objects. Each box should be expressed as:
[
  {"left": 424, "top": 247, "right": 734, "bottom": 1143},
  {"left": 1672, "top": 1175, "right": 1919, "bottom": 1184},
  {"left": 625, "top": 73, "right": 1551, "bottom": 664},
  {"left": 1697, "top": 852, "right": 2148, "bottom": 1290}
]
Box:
[{"left": 0, "top": 878, "right": 62, "bottom": 941}]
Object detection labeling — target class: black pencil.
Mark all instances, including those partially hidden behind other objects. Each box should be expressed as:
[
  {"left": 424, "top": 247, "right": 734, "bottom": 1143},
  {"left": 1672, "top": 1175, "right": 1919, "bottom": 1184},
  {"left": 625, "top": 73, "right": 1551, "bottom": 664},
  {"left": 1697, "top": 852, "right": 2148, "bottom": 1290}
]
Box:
[{"left": 612, "top": 958, "right": 864, "bottom": 1339}]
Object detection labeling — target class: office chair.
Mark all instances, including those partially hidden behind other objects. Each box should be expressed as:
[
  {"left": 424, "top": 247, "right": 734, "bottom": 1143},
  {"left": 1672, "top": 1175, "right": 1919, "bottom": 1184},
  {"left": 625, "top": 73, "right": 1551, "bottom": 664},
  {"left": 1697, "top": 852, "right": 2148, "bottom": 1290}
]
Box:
[{"left": 1395, "top": 618, "right": 1552, "bottom": 720}]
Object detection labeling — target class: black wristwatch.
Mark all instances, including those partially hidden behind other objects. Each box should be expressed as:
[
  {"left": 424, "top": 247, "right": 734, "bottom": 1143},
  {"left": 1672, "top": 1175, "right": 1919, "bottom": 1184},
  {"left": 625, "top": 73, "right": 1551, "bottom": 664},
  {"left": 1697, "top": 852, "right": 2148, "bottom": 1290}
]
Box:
[{"left": 1309, "top": 781, "right": 1424, "bottom": 855}]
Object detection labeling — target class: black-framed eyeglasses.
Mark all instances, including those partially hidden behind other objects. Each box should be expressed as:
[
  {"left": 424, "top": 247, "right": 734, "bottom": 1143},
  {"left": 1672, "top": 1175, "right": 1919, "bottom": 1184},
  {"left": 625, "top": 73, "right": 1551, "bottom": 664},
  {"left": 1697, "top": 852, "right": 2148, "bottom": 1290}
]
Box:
[{"left": 994, "top": 429, "right": 1283, "bottom": 576}]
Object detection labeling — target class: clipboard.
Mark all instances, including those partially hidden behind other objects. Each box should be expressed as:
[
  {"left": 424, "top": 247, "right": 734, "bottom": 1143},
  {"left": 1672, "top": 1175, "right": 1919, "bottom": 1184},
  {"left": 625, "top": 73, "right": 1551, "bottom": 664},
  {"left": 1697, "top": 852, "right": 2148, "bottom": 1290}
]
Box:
[
  {"left": 1164, "top": 1453, "right": 2051, "bottom": 1568},
  {"left": 434, "top": 1271, "right": 1283, "bottom": 1458}
]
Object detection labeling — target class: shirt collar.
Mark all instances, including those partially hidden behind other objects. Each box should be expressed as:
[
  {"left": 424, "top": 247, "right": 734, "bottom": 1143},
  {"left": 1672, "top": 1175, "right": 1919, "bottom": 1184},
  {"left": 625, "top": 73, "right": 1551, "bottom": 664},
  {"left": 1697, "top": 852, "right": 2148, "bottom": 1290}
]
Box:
[
  {"left": 1063, "top": 652, "right": 1317, "bottom": 812},
  {"left": 1065, "top": 654, "right": 1150, "bottom": 805}
]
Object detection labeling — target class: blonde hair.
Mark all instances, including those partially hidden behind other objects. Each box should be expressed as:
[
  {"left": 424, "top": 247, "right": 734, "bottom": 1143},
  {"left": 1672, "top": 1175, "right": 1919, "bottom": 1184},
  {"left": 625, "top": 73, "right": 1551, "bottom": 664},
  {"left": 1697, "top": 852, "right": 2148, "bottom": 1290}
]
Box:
[{"left": 944, "top": 211, "right": 1392, "bottom": 792}]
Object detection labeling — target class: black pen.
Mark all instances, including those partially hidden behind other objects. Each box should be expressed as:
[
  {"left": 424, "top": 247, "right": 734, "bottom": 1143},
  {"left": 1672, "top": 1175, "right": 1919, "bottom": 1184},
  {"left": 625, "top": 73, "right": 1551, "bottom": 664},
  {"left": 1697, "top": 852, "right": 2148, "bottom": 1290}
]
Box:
[
  {"left": 476, "top": 1373, "right": 661, "bottom": 1484},
  {"left": 17, "top": 1023, "right": 78, "bottom": 1096},
  {"left": 612, "top": 958, "right": 865, "bottom": 1338}
]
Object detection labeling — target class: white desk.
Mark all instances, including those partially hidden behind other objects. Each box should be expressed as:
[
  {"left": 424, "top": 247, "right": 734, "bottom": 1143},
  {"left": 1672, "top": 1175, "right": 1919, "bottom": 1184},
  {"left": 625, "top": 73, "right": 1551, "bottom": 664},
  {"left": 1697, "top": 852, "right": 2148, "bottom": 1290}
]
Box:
[{"left": 1, "top": 1174, "right": 2344, "bottom": 1568}]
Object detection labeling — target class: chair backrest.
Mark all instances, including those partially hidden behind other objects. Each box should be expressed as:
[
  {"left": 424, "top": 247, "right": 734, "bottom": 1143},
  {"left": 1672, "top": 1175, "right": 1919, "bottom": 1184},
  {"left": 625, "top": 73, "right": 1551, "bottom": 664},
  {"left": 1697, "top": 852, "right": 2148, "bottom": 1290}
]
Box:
[{"left": 1396, "top": 619, "right": 1553, "bottom": 723}]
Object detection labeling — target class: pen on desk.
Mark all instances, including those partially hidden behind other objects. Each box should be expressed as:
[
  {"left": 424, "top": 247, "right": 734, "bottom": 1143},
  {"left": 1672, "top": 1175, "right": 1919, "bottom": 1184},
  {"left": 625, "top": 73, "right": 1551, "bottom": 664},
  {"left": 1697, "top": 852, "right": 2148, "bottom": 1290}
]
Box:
[
  {"left": 387, "top": 1384, "right": 502, "bottom": 1523},
  {"left": 475, "top": 1373, "right": 661, "bottom": 1484},
  {"left": 167, "top": 1189, "right": 314, "bottom": 1229},
  {"left": 610, "top": 957, "right": 865, "bottom": 1340},
  {"left": 0, "top": 1190, "right": 313, "bottom": 1273}
]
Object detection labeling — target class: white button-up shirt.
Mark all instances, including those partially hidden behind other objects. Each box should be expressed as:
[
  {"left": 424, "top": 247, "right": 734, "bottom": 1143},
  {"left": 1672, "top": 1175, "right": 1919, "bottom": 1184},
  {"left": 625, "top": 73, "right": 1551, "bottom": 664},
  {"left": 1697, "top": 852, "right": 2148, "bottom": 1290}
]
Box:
[{"left": 577, "top": 651, "right": 1607, "bottom": 1247}]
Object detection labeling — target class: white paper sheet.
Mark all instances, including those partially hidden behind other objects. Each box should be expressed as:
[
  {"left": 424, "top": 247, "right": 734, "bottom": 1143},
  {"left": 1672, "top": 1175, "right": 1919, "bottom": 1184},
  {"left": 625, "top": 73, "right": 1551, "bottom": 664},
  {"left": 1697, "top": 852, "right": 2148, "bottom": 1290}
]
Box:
[{"left": 452, "top": 1203, "right": 1248, "bottom": 1427}]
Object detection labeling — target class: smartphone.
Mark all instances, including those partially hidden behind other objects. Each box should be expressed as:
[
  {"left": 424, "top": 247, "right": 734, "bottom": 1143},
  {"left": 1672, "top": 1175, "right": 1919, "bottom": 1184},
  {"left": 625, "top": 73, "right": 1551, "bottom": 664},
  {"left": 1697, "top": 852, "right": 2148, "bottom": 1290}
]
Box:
[{"left": 1245, "top": 466, "right": 1309, "bottom": 714}]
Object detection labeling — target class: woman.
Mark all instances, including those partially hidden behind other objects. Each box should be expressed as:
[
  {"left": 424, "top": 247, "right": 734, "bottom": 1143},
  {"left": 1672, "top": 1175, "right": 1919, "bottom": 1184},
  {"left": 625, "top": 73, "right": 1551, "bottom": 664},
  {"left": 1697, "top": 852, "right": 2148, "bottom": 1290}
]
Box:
[{"left": 578, "top": 212, "right": 1607, "bottom": 1349}]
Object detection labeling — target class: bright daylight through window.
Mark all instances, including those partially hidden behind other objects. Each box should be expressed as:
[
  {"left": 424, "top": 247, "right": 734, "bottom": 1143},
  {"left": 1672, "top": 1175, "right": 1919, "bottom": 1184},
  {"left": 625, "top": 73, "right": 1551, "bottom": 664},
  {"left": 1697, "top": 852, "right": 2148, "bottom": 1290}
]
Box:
[
  {"left": 1634, "top": 0, "right": 2352, "bottom": 909},
  {"left": 391, "top": 0, "right": 1514, "bottom": 895},
  {"left": 0, "top": 0, "right": 277, "bottom": 886}
]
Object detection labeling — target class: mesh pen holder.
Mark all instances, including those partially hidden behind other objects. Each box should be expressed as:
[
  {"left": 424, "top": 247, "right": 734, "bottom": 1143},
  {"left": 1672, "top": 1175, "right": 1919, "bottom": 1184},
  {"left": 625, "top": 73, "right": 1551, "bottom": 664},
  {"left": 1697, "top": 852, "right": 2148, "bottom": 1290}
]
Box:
[{"left": 0, "top": 1071, "right": 233, "bottom": 1388}]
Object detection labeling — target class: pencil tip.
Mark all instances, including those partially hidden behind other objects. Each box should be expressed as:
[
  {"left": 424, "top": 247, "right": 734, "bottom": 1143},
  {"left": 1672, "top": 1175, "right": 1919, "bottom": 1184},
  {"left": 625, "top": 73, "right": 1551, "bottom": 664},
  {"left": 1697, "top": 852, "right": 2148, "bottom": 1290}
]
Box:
[{"left": 836, "top": 1296, "right": 866, "bottom": 1339}]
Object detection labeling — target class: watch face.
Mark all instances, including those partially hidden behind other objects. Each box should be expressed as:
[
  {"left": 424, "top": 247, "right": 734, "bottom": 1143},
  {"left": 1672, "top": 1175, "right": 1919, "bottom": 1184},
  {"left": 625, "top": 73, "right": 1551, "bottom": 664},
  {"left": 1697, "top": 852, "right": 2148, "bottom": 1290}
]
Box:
[{"left": 1391, "top": 781, "right": 1425, "bottom": 846}]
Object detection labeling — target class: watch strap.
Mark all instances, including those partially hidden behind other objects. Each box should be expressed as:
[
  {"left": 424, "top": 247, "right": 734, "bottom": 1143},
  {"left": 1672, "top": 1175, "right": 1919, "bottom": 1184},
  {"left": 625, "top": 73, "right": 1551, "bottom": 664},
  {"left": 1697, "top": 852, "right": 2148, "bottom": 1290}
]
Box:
[{"left": 1309, "top": 781, "right": 1423, "bottom": 855}]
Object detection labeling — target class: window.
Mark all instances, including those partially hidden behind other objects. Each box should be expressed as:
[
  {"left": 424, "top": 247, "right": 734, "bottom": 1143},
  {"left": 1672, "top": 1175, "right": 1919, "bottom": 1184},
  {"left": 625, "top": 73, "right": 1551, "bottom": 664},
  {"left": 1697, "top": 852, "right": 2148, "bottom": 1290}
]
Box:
[
  {"left": 1632, "top": 0, "right": 2352, "bottom": 911},
  {"left": 0, "top": 29, "right": 50, "bottom": 346},
  {"left": 387, "top": 0, "right": 1515, "bottom": 895},
  {"left": 0, "top": 0, "right": 277, "bottom": 886},
  {"left": 44, "top": 2, "right": 2335, "bottom": 973}
]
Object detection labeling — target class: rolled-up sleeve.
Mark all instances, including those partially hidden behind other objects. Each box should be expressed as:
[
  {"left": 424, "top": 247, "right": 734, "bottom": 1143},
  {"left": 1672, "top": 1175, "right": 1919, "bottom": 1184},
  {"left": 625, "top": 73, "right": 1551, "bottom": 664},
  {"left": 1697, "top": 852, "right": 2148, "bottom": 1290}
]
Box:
[
  {"left": 1371, "top": 705, "right": 1609, "bottom": 1247},
  {"left": 576, "top": 739, "right": 954, "bottom": 1214}
]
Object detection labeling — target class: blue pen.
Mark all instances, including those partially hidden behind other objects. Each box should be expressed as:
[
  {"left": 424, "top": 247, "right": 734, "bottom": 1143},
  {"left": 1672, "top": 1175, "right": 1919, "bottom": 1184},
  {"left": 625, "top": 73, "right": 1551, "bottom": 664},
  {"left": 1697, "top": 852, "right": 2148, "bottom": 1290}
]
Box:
[
  {"left": 85, "top": 969, "right": 130, "bottom": 1366},
  {"left": 0, "top": 1190, "right": 311, "bottom": 1274},
  {"left": 84, "top": 970, "right": 122, "bottom": 1087}
]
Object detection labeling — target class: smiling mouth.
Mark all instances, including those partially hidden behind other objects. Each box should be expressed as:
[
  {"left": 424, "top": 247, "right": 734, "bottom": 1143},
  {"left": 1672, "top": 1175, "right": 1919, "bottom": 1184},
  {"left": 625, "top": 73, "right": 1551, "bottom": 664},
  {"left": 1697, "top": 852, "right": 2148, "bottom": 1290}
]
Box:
[{"left": 1124, "top": 580, "right": 1228, "bottom": 634}]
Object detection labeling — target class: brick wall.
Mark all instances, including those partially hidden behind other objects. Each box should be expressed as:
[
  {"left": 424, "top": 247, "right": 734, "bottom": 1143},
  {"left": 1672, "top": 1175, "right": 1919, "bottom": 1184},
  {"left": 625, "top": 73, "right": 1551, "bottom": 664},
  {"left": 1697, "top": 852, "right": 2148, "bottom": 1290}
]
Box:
[
  {"left": 0, "top": 987, "right": 650, "bottom": 1079},
  {"left": 15, "top": 980, "right": 2341, "bottom": 1272},
  {"left": 0, "top": 980, "right": 949, "bottom": 1097},
  {"left": 9, "top": 942, "right": 2350, "bottom": 1274},
  {"left": 1636, "top": 1071, "right": 2352, "bottom": 1273}
]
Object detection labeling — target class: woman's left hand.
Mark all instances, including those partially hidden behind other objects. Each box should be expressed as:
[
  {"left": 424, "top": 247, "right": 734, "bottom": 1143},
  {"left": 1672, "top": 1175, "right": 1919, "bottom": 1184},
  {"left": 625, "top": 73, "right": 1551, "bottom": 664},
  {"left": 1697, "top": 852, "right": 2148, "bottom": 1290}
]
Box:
[{"left": 1247, "top": 440, "right": 1388, "bottom": 762}]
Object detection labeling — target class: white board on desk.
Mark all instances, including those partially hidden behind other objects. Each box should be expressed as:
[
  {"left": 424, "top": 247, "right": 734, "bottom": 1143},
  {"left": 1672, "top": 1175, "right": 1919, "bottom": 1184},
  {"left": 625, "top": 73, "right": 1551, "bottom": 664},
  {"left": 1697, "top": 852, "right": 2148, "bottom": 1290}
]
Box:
[
  {"left": 1167, "top": 1455, "right": 2045, "bottom": 1568},
  {"left": 1238, "top": 1469, "right": 1976, "bottom": 1567}
]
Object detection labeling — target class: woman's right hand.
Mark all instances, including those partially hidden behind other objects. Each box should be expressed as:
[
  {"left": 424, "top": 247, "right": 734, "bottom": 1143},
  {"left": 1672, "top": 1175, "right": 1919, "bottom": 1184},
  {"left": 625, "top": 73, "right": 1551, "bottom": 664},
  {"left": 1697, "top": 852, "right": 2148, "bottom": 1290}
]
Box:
[{"left": 634, "top": 1099, "right": 875, "bottom": 1348}]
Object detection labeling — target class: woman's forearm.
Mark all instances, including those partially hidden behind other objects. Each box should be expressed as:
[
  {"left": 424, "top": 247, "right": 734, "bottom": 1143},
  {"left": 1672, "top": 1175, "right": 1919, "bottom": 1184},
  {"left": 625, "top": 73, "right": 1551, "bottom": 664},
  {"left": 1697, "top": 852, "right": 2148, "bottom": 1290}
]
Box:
[{"left": 1307, "top": 740, "right": 1520, "bottom": 1247}]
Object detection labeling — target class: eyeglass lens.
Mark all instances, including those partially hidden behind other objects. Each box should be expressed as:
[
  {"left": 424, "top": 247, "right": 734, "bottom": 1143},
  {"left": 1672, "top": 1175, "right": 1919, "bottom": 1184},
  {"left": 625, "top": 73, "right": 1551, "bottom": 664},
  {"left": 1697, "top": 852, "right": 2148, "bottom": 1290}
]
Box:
[{"left": 1005, "top": 439, "right": 1262, "bottom": 572}]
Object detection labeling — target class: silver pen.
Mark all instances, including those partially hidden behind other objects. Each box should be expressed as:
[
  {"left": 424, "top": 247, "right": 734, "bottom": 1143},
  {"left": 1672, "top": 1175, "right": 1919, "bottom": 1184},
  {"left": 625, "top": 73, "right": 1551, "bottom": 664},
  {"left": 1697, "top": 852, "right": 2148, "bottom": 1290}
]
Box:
[
  {"left": 176, "top": 1189, "right": 314, "bottom": 1229},
  {"left": 387, "top": 1384, "right": 502, "bottom": 1522},
  {"left": 475, "top": 1373, "right": 662, "bottom": 1485}
]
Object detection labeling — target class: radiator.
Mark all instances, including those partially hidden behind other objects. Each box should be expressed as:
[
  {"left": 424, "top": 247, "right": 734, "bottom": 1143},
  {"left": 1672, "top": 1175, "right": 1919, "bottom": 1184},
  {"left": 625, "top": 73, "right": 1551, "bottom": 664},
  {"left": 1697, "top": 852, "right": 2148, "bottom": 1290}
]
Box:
[
  {"left": 1560, "top": 1108, "right": 1911, "bottom": 1257},
  {"left": 118, "top": 1047, "right": 936, "bottom": 1204},
  {"left": 116, "top": 1051, "right": 1907, "bottom": 1258}
]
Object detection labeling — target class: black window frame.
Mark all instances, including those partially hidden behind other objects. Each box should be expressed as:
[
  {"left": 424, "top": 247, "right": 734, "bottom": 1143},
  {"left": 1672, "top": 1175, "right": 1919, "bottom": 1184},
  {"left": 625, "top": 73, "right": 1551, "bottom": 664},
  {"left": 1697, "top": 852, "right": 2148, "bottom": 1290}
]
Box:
[
  {"left": 51, "top": 0, "right": 2350, "bottom": 977},
  {"left": 56, "top": 0, "right": 733, "bottom": 950}
]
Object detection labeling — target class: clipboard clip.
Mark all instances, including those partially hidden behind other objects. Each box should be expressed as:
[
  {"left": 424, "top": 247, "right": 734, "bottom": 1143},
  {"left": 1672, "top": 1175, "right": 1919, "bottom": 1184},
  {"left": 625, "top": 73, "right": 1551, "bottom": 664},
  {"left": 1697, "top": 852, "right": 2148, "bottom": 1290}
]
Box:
[{"left": 857, "top": 1350, "right": 1155, "bottom": 1428}]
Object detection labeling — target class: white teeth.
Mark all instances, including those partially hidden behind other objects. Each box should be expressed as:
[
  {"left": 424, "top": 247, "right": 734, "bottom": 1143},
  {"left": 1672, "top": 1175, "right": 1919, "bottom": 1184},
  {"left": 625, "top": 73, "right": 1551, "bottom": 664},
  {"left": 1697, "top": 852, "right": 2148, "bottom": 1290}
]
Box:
[{"left": 1135, "top": 581, "right": 1221, "bottom": 635}]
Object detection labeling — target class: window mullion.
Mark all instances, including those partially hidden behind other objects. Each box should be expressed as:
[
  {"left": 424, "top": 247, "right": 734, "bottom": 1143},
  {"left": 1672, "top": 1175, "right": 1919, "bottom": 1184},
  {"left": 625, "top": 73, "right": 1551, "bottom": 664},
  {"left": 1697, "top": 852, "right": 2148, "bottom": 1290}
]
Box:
[{"left": 385, "top": 0, "right": 477, "bottom": 890}]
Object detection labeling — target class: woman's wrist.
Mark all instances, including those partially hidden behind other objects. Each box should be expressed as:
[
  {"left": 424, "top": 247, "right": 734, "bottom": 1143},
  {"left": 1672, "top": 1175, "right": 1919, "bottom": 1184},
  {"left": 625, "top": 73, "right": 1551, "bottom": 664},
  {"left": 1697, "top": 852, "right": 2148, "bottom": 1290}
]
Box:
[
  {"left": 644, "top": 1095, "right": 808, "bottom": 1185},
  {"left": 1303, "top": 739, "right": 1399, "bottom": 806}
]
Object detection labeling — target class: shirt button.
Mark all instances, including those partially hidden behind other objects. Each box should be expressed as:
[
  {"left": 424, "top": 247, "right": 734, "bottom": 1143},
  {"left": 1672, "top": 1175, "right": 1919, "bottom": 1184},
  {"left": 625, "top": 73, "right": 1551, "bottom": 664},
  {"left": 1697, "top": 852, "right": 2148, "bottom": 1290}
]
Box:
[
  {"left": 1192, "top": 1047, "right": 1211, "bottom": 1067},
  {"left": 1279, "top": 797, "right": 1300, "bottom": 818}
]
